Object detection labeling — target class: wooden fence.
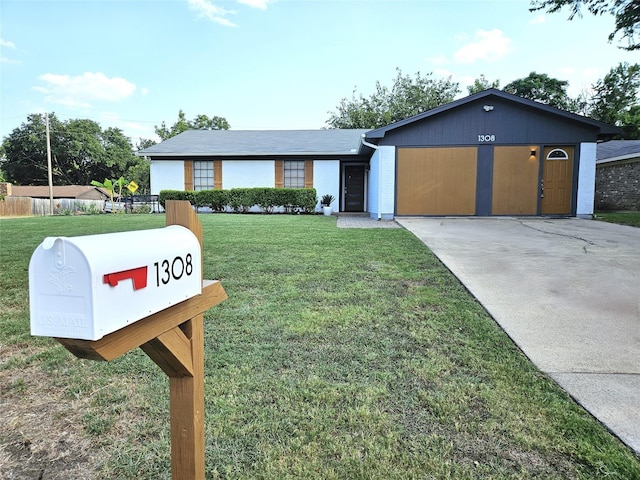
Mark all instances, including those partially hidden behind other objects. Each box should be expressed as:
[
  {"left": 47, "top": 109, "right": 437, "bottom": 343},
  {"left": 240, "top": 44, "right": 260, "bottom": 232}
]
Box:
[{"left": 0, "top": 197, "right": 105, "bottom": 217}]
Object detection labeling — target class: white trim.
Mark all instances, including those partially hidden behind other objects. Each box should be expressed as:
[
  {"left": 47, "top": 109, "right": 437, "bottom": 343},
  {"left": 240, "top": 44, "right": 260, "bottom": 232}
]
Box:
[{"left": 576, "top": 142, "right": 596, "bottom": 217}]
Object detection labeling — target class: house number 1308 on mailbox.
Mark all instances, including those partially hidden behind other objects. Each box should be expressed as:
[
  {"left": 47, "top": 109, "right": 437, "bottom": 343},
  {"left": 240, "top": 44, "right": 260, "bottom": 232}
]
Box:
[{"left": 29, "top": 225, "right": 202, "bottom": 341}]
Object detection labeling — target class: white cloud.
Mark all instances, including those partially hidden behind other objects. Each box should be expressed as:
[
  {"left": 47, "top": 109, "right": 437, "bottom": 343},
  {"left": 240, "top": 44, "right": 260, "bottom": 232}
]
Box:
[
  {"left": 529, "top": 15, "right": 546, "bottom": 25},
  {"left": 34, "top": 72, "right": 137, "bottom": 108},
  {"left": 1, "top": 38, "right": 19, "bottom": 63},
  {"left": 237, "top": 0, "right": 271, "bottom": 9},
  {"left": 454, "top": 29, "right": 513, "bottom": 64},
  {"left": 141, "top": 87, "right": 150, "bottom": 95},
  {"left": 187, "top": 0, "right": 237, "bottom": 27}
]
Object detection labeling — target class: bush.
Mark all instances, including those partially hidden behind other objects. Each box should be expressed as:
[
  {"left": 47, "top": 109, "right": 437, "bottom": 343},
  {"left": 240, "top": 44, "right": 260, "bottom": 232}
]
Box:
[
  {"left": 227, "top": 188, "right": 257, "bottom": 213},
  {"left": 158, "top": 188, "right": 318, "bottom": 214},
  {"left": 296, "top": 188, "right": 318, "bottom": 213},
  {"left": 197, "top": 190, "right": 228, "bottom": 212},
  {"left": 158, "top": 190, "right": 196, "bottom": 208}
]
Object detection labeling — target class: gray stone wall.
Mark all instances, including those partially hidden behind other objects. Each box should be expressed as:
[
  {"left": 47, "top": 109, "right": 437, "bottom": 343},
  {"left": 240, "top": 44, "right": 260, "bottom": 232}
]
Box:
[{"left": 595, "top": 159, "right": 640, "bottom": 211}]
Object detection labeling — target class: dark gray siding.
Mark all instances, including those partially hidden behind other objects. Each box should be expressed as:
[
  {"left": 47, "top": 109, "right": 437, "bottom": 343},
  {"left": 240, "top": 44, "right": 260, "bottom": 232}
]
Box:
[
  {"left": 475, "top": 145, "right": 493, "bottom": 215},
  {"left": 377, "top": 98, "right": 600, "bottom": 147}
]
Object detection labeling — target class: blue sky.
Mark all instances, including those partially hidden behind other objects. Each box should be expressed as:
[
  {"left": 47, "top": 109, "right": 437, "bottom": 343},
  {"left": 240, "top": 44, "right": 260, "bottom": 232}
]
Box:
[{"left": 1, "top": 0, "right": 637, "bottom": 144}]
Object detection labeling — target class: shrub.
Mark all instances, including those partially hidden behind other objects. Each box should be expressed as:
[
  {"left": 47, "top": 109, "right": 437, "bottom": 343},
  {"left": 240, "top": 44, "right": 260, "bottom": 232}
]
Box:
[
  {"left": 197, "top": 190, "right": 228, "bottom": 212},
  {"left": 255, "top": 188, "right": 278, "bottom": 214},
  {"left": 158, "top": 188, "right": 318, "bottom": 214},
  {"left": 158, "top": 190, "right": 196, "bottom": 208},
  {"left": 297, "top": 188, "right": 318, "bottom": 213},
  {"left": 227, "top": 188, "right": 256, "bottom": 213}
]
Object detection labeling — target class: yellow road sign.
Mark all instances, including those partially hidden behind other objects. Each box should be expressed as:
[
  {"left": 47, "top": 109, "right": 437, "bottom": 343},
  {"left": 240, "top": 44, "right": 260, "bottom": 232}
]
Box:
[{"left": 127, "top": 181, "right": 139, "bottom": 193}]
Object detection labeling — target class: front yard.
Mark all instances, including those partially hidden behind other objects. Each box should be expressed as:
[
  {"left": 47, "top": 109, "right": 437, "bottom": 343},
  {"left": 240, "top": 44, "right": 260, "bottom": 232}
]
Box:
[{"left": 1, "top": 214, "right": 638, "bottom": 479}]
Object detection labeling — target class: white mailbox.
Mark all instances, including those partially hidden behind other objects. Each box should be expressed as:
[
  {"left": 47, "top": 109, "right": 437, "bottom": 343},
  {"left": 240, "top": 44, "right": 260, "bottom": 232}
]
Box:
[{"left": 29, "top": 225, "right": 202, "bottom": 341}]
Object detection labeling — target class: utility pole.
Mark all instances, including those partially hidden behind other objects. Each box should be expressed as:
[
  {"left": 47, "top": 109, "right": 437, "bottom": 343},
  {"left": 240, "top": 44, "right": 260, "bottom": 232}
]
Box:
[{"left": 45, "top": 113, "right": 54, "bottom": 215}]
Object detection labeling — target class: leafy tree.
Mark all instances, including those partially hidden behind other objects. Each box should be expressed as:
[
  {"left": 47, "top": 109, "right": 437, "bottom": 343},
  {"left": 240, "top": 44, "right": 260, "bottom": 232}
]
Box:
[
  {"left": 467, "top": 75, "right": 500, "bottom": 95},
  {"left": 620, "top": 105, "right": 640, "bottom": 139},
  {"left": 588, "top": 62, "right": 640, "bottom": 131},
  {"left": 136, "top": 138, "right": 157, "bottom": 151},
  {"left": 327, "top": 68, "right": 460, "bottom": 129},
  {"left": 503, "top": 72, "right": 577, "bottom": 111},
  {"left": 154, "top": 110, "right": 230, "bottom": 140},
  {"left": 530, "top": 0, "right": 640, "bottom": 50},
  {"left": 126, "top": 158, "right": 151, "bottom": 194},
  {"left": 0, "top": 113, "right": 148, "bottom": 186}
]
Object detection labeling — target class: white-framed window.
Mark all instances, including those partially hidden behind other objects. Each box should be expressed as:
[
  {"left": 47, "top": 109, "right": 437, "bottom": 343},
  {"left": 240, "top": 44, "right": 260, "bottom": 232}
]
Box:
[
  {"left": 284, "top": 160, "right": 305, "bottom": 188},
  {"left": 547, "top": 149, "right": 569, "bottom": 160},
  {"left": 193, "top": 161, "right": 214, "bottom": 190}
]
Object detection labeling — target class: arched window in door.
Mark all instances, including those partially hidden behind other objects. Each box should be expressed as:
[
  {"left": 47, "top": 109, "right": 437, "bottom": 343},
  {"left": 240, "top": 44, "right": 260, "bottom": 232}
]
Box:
[{"left": 547, "top": 149, "right": 569, "bottom": 160}]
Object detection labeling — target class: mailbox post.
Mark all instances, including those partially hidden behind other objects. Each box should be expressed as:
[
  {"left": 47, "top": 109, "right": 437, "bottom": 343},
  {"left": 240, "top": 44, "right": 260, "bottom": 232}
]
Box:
[{"left": 30, "top": 200, "right": 226, "bottom": 479}]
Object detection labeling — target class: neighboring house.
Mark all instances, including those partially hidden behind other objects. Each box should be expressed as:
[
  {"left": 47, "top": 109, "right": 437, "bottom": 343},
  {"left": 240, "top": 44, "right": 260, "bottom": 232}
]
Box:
[
  {"left": 139, "top": 89, "right": 619, "bottom": 219},
  {"left": 595, "top": 140, "right": 640, "bottom": 211},
  {"left": 9, "top": 185, "right": 111, "bottom": 201}
]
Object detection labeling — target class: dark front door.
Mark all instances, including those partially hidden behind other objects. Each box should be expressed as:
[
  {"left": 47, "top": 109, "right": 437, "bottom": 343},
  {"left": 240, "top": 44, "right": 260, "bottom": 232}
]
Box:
[{"left": 344, "top": 165, "right": 365, "bottom": 212}]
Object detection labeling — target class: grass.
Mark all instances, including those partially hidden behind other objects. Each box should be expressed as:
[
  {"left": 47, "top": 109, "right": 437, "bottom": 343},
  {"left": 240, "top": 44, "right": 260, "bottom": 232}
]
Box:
[
  {"left": 1, "top": 213, "right": 640, "bottom": 479},
  {"left": 595, "top": 211, "right": 640, "bottom": 228}
]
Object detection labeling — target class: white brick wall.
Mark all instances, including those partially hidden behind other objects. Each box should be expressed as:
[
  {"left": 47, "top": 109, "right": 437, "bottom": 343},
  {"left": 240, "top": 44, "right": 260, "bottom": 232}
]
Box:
[
  {"left": 577, "top": 142, "right": 596, "bottom": 217},
  {"left": 150, "top": 160, "right": 184, "bottom": 194},
  {"left": 314, "top": 160, "right": 340, "bottom": 211},
  {"left": 222, "top": 161, "right": 274, "bottom": 189},
  {"left": 367, "top": 146, "right": 395, "bottom": 219}
]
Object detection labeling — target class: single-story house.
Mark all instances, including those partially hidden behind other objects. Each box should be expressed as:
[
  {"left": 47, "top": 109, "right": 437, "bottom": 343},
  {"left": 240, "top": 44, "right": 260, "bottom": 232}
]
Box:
[
  {"left": 595, "top": 140, "right": 640, "bottom": 211},
  {"left": 8, "top": 185, "right": 111, "bottom": 201},
  {"left": 139, "top": 89, "right": 619, "bottom": 218}
]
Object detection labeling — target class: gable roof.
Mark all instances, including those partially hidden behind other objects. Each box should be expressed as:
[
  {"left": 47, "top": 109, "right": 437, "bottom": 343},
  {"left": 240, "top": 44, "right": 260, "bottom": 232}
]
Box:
[
  {"left": 597, "top": 140, "right": 640, "bottom": 164},
  {"left": 365, "top": 88, "right": 620, "bottom": 141},
  {"left": 138, "top": 129, "right": 370, "bottom": 157},
  {"left": 10, "top": 185, "right": 111, "bottom": 200}
]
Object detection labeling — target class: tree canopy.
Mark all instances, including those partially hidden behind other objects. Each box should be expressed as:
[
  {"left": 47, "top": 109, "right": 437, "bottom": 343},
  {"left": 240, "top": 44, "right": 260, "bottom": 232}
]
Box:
[
  {"left": 326, "top": 68, "right": 460, "bottom": 129},
  {"left": 530, "top": 0, "right": 640, "bottom": 50},
  {"left": 588, "top": 62, "right": 640, "bottom": 126},
  {"left": 467, "top": 75, "right": 500, "bottom": 95},
  {"left": 155, "top": 110, "right": 230, "bottom": 140},
  {"left": 0, "top": 113, "right": 150, "bottom": 190},
  {"left": 503, "top": 72, "right": 576, "bottom": 111}
]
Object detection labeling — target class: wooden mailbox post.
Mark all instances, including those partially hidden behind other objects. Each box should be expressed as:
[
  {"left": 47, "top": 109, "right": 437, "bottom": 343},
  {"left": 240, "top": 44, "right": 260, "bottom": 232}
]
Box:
[{"left": 45, "top": 201, "right": 226, "bottom": 479}]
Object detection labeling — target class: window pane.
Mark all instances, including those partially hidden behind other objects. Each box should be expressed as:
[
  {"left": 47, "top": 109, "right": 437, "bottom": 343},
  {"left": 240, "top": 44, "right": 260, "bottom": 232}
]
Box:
[
  {"left": 284, "top": 160, "right": 305, "bottom": 188},
  {"left": 193, "top": 161, "right": 214, "bottom": 190}
]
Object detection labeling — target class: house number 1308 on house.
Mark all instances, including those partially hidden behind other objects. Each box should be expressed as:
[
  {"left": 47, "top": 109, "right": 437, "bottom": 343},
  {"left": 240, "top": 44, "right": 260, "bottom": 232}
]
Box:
[{"left": 478, "top": 134, "right": 496, "bottom": 142}]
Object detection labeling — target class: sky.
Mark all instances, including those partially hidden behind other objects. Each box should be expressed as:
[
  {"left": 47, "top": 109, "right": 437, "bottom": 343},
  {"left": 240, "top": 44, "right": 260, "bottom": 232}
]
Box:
[{"left": 1, "top": 0, "right": 638, "bottom": 145}]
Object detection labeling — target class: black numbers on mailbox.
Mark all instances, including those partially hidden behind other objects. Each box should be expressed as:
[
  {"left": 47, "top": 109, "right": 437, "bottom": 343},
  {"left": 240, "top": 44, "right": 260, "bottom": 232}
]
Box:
[{"left": 154, "top": 253, "right": 193, "bottom": 286}]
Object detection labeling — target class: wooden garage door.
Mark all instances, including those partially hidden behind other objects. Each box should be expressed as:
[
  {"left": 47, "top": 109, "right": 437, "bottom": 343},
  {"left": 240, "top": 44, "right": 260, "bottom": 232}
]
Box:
[
  {"left": 397, "top": 147, "right": 477, "bottom": 215},
  {"left": 492, "top": 146, "right": 540, "bottom": 215}
]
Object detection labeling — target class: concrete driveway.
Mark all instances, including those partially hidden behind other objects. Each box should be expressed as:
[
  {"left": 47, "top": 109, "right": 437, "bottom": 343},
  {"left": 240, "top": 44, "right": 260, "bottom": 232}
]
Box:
[{"left": 397, "top": 217, "right": 640, "bottom": 455}]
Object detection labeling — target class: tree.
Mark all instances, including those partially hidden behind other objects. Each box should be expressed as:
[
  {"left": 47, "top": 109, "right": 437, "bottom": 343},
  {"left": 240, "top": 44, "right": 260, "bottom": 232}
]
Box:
[
  {"left": 327, "top": 68, "right": 460, "bottom": 129},
  {"left": 154, "top": 110, "right": 230, "bottom": 141},
  {"left": 620, "top": 105, "right": 640, "bottom": 139},
  {"left": 503, "top": 72, "right": 578, "bottom": 111},
  {"left": 0, "top": 113, "right": 148, "bottom": 186},
  {"left": 530, "top": 0, "right": 640, "bottom": 50},
  {"left": 588, "top": 62, "right": 640, "bottom": 130},
  {"left": 467, "top": 75, "right": 500, "bottom": 95}
]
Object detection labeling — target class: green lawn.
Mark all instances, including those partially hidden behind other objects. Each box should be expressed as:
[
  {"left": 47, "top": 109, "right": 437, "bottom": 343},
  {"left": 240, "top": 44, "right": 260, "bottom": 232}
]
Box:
[
  {"left": 1, "top": 214, "right": 639, "bottom": 479},
  {"left": 595, "top": 211, "right": 640, "bottom": 228}
]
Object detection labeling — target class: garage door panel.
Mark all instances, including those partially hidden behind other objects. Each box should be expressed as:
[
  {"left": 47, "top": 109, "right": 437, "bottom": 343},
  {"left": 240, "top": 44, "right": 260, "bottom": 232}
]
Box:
[
  {"left": 492, "top": 146, "right": 539, "bottom": 215},
  {"left": 397, "top": 147, "right": 477, "bottom": 215}
]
